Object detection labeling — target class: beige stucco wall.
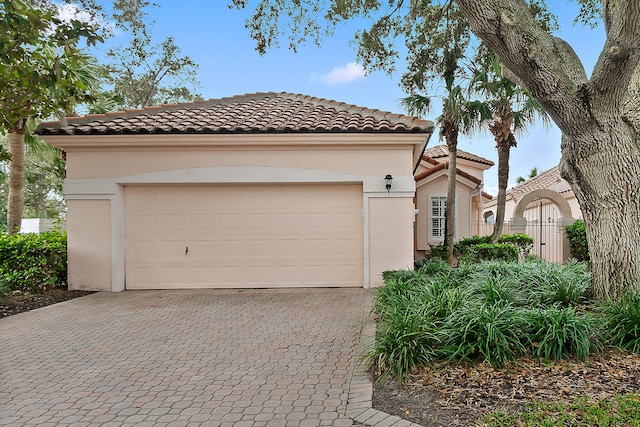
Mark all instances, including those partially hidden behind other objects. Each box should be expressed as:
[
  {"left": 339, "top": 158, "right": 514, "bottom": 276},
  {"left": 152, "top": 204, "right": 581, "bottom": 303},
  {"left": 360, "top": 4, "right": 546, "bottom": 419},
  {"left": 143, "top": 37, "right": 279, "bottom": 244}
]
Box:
[
  {"left": 483, "top": 193, "right": 582, "bottom": 223},
  {"left": 46, "top": 133, "right": 425, "bottom": 291},
  {"left": 415, "top": 174, "right": 476, "bottom": 251},
  {"left": 454, "top": 159, "right": 488, "bottom": 181},
  {"left": 368, "top": 197, "right": 415, "bottom": 286},
  {"left": 66, "top": 148, "right": 411, "bottom": 179},
  {"left": 67, "top": 199, "right": 112, "bottom": 291}
]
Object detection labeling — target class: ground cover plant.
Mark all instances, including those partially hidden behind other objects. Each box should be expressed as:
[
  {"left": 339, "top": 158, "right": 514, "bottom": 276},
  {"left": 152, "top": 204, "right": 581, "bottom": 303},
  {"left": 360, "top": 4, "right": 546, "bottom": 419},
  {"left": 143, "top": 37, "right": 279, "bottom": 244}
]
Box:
[
  {"left": 371, "top": 258, "right": 640, "bottom": 425},
  {"left": 373, "top": 258, "right": 597, "bottom": 376}
]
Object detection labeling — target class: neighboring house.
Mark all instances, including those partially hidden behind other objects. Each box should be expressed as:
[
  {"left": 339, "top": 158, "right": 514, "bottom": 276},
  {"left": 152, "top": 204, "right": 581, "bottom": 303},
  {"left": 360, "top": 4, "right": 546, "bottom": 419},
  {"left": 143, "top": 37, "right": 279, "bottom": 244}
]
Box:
[
  {"left": 482, "top": 166, "right": 581, "bottom": 224},
  {"left": 414, "top": 145, "right": 494, "bottom": 257},
  {"left": 19, "top": 218, "right": 66, "bottom": 233},
  {"left": 481, "top": 166, "right": 581, "bottom": 262},
  {"left": 35, "top": 92, "right": 434, "bottom": 291}
]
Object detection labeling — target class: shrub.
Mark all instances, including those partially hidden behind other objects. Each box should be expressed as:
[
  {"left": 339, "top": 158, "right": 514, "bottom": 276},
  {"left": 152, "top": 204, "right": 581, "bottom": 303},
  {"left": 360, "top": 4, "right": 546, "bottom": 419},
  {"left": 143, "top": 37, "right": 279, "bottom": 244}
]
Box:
[
  {"left": 459, "top": 243, "right": 518, "bottom": 263},
  {"left": 438, "top": 302, "right": 530, "bottom": 367},
  {"left": 565, "top": 219, "right": 590, "bottom": 262},
  {"left": 497, "top": 233, "right": 535, "bottom": 259},
  {"left": 373, "top": 260, "right": 601, "bottom": 380},
  {"left": 528, "top": 307, "right": 602, "bottom": 361},
  {"left": 0, "top": 230, "right": 67, "bottom": 293},
  {"left": 602, "top": 293, "right": 640, "bottom": 352},
  {"left": 454, "top": 235, "right": 492, "bottom": 256},
  {"left": 424, "top": 244, "right": 448, "bottom": 261}
]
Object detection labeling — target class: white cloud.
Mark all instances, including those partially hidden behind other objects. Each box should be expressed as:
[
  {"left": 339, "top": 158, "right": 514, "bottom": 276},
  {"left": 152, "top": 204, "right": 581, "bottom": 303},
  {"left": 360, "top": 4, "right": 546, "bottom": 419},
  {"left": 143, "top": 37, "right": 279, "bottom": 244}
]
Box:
[
  {"left": 311, "top": 62, "right": 366, "bottom": 85},
  {"left": 54, "top": 2, "right": 116, "bottom": 35},
  {"left": 56, "top": 3, "right": 92, "bottom": 23}
]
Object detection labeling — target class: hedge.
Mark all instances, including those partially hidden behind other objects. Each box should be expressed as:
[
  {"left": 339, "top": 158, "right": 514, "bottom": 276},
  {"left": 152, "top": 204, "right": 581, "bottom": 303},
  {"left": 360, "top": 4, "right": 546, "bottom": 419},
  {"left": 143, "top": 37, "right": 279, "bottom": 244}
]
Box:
[
  {"left": 565, "top": 219, "right": 589, "bottom": 262},
  {"left": 0, "top": 230, "right": 67, "bottom": 293}
]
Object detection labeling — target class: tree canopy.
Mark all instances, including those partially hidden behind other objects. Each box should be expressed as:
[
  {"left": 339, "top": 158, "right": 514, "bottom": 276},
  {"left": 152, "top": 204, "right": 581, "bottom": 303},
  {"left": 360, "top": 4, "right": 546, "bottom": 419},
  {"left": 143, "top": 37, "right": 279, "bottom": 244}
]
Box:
[
  {"left": 0, "top": 0, "right": 103, "bottom": 132},
  {"left": 232, "top": 0, "right": 640, "bottom": 300}
]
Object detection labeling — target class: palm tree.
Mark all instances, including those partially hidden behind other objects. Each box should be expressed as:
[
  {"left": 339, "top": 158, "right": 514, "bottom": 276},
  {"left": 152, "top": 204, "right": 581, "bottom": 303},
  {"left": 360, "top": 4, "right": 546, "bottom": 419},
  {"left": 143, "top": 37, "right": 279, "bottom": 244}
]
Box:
[
  {"left": 5, "top": 52, "right": 102, "bottom": 234},
  {"left": 401, "top": 51, "right": 486, "bottom": 263},
  {"left": 1, "top": 0, "right": 103, "bottom": 234},
  {"left": 516, "top": 167, "right": 539, "bottom": 184},
  {"left": 470, "top": 51, "right": 549, "bottom": 242}
]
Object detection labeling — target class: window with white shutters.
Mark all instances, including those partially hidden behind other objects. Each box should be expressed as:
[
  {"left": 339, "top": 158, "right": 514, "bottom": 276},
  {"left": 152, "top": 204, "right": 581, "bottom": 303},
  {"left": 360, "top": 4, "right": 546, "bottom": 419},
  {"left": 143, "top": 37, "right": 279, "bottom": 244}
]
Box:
[{"left": 430, "top": 196, "right": 447, "bottom": 241}]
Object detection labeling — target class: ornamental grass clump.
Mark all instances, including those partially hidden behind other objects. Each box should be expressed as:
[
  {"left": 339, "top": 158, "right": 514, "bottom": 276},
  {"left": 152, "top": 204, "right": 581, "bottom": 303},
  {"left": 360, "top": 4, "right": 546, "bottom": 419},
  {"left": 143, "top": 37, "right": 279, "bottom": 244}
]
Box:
[
  {"left": 523, "top": 259, "right": 590, "bottom": 307},
  {"left": 602, "top": 293, "right": 640, "bottom": 352},
  {"left": 528, "top": 306, "right": 602, "bottom": 361},
  {"left": 371, "top": 259, "right": 602, "bottom": 380},
  {"left": 370, "top": 300, "right": 440, "bottom": 382},
  {"left": 438, "top": 301, "right": 531, "bottom": 367}
]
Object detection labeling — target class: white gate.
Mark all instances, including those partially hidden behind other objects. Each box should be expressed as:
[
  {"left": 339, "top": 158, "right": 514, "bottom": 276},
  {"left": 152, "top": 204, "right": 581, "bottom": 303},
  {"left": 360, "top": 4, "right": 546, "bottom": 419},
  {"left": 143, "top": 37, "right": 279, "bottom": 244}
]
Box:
[{"left": 474, "top": 199, "right": 565, "bottom": 263}]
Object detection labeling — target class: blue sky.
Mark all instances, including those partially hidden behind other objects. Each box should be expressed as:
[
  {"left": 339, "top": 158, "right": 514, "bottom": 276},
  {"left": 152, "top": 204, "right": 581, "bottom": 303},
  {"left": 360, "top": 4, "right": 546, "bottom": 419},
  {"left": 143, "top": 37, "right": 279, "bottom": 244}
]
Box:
[{"left": 93, "top": 1, "right": 606, "bottom": 195}]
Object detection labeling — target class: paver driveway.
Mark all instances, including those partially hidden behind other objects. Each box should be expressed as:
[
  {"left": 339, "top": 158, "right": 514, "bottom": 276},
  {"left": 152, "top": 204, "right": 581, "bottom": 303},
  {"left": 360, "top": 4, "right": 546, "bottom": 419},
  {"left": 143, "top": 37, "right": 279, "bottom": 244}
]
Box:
[{"left": 1, "top": 288, "right": 375, "bottom": 426}]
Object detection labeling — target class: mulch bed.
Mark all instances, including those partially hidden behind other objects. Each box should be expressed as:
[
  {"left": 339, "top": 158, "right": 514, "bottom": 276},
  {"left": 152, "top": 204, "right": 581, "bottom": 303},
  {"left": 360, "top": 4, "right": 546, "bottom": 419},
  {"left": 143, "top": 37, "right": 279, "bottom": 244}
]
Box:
[
  {"left": 372, "top": 352, "right": 640, "bottom": 426},
  {"left": 0, "top": 288, "right": 95, "bottom": 318}
]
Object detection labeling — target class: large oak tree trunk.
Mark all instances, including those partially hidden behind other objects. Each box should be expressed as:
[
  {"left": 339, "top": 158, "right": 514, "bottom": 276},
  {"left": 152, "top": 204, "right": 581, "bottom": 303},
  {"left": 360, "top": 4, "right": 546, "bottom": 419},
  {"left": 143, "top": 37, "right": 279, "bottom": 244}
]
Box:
[
  {"left": 7, "top": 124, "right": 26, "bottom": 235},
  {"left": 456, "top": 0, "right": 640, "bottom": 300},
  {"left": 560, "top": 125, "right": 640, "bottom": 300}
]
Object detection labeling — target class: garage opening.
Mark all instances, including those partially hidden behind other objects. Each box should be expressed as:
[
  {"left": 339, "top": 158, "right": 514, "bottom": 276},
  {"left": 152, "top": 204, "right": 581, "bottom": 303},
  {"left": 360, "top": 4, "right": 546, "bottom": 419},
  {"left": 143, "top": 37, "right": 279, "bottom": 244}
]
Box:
[{"left": 125, "top": 184, "right": 364, "bottom": 289}]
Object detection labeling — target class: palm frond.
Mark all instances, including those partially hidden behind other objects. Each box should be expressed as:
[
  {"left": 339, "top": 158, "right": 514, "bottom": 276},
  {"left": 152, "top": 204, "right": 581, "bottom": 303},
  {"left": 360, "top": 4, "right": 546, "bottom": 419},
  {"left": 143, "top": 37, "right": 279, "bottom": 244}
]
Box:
[{"left": 399, "top": 94, "right": 433, "bottom": 117}]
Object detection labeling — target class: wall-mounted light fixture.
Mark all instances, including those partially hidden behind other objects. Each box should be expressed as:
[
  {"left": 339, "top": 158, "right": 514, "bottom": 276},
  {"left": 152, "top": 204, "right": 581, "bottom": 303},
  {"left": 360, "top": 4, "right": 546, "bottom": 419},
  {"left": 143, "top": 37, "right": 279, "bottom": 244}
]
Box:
[{"left": 384, "top": 174, "right": 393, "bottom": 193}]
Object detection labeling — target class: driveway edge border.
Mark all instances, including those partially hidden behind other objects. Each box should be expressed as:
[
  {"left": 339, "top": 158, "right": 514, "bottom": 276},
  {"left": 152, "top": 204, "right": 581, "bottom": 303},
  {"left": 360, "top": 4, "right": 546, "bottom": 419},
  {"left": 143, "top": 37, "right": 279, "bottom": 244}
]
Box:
[{"left": 346, "top": 291, "right": 424, "bottom": 427}]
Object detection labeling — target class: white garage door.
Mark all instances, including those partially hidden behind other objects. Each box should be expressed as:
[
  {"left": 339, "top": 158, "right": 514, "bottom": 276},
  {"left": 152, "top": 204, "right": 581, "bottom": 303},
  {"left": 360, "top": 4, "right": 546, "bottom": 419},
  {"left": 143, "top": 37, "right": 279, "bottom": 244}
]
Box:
[{"left": 125, "top": 184, "right": 363, "bottom": 289}]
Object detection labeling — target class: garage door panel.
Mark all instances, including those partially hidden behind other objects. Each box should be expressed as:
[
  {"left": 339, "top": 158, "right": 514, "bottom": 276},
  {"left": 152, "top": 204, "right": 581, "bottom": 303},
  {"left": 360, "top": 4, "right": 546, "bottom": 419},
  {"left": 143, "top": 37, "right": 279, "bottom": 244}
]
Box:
[
  {"left": 159, "top": 214, "right": 186, "bottom": 232},
  {"left": 125, "top": 184, "right": 363, "bottom": 289}
]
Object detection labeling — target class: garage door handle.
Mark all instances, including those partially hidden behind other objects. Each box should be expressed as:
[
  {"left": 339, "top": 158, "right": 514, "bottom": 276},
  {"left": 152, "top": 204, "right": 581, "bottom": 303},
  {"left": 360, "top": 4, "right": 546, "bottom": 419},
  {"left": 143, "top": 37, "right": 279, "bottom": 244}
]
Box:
[{"left": 185, "top": 246, "right": 189, "bottom": 255}]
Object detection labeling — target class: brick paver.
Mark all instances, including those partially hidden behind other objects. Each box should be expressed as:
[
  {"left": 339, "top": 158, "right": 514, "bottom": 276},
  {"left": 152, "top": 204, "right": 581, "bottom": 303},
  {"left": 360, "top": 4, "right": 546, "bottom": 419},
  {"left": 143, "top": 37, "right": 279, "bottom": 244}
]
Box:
[{"left": 1, "top": 288, "right": 386, "bottom": 426}]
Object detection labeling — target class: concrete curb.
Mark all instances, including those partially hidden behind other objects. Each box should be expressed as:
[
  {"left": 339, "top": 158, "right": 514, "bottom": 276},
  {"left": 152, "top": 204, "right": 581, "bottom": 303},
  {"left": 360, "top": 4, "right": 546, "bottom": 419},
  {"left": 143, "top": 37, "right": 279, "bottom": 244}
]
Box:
[{"left": 346, "top": 294, "right": 424, "bottom": 427}]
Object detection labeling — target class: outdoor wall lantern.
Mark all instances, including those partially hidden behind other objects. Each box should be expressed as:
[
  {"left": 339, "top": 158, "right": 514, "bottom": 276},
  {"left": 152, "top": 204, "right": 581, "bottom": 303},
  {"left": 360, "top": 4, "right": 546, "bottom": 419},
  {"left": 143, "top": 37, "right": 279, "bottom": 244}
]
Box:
[{"left": 385, "top": 174, "right": 393, "bottom": 192}]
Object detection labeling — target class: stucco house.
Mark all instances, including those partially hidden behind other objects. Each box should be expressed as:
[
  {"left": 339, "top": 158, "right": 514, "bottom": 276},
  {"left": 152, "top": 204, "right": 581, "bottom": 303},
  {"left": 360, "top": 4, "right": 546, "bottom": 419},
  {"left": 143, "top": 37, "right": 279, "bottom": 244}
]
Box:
[
  {"left": 36, "top": 92, "right": 435, "bottom": 291},
  {"left": 482, "top": 166, "right": 581, "bottom": 223},
  {"left": 413, "top": 145, "right": 494, "bottom": 257},
  {"left": 481, "top": 166, "right": 581, "bottom": 262}
]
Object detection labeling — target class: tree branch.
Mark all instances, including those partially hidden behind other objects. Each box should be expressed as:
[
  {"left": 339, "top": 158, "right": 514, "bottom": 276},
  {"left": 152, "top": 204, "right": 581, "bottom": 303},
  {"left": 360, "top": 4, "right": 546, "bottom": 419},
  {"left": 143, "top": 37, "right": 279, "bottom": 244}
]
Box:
[
  {"left": 454, "top": 0, "right": 588, "bottom": 134},
  {"left": 590, "top": 0, "right": 640, "bottom": 113}
]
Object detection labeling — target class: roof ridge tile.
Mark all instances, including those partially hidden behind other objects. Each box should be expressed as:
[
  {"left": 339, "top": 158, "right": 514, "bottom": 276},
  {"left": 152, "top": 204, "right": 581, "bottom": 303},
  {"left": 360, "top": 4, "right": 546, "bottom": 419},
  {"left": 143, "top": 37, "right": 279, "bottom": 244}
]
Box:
[{"left": 35, "top": 92, "right": 435, "bottom": 136}]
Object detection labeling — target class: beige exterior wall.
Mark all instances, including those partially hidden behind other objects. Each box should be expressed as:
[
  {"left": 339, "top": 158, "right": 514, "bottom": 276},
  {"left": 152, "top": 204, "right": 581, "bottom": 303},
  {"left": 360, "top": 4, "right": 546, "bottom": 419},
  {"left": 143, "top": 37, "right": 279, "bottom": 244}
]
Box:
[
  {"left": 61, "top": 134, "right": 416, "bottom": 179},
  {"left": 368, "top": 197, "right": 415, "bottom": 286},
  {"left": 483, "top": 193, "right": 582, "bottom": 224},
  {"left": 415, "top": 173, "right": 479, "bottom": 251},
  {"left": 67, "top": 199, "right": 112, "bottom": 291},
  {"left": 46, "top": 133, "right": 425, "bottom": 291},
  {"left": 454, "top": 159, "right": 487, "bottom": 182}
]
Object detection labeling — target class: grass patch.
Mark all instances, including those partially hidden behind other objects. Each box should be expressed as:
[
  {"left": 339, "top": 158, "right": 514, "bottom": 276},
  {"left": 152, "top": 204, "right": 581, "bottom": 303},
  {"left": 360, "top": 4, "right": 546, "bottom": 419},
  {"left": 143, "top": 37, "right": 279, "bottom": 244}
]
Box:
[{"left": 482, "top": 393, "right": 640, "bottom": 426}]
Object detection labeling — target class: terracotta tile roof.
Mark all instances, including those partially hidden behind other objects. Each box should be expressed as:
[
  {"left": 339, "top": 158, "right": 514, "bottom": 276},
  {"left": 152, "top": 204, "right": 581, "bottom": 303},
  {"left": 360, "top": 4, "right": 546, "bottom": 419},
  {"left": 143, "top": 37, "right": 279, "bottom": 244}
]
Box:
[
  {"left": 421, "top": 155, "right": 441, "bottom": 166},
  {"left": 507, "top": 166, "right": 573, "bottom": 203},
  {"left": 35, "top": 92, "right": 434, "bottom": 136},
  {"left": 414, "top": 161, "right": 482, "bottom": 185},
  {"left": 423, "top": 145, "right": 494, "bottom": 166}
]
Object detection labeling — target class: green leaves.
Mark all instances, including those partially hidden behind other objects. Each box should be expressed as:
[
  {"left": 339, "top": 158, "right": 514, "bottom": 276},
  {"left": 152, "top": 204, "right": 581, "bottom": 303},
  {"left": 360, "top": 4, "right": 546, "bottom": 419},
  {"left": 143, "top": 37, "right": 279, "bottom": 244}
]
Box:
[
  {"left": 565, "top": 219, "right": 590, "bottom": 262},
  {"left": 370, "top": 259, "right": 601, "bottom": 381},
  {"left": 0, "top": 229, "right": 67, "bottom": 293},
  {"left": 0, "top": 0, "right": 103, "bottom": 130}
]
